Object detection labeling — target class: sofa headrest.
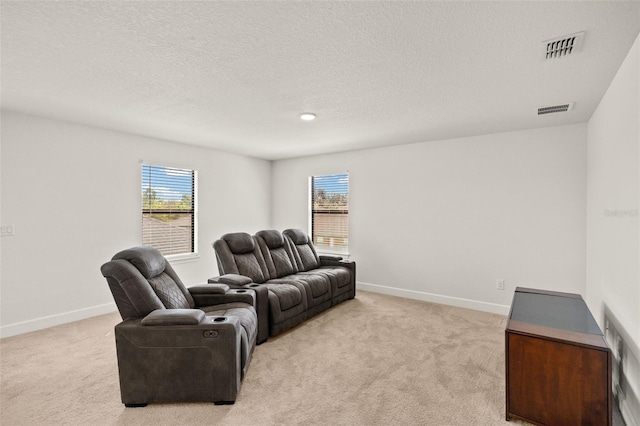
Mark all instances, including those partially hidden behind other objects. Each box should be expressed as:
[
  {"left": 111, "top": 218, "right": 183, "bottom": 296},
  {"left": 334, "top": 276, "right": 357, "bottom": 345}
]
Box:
[
  {"left": 256, "top": 230, "right": 285, "bottom": 249},
  {"left": 112, "top": 246, "right": 166, "bottom": 279},
  {"left": 284, "top": 229, "right": 309, "bottom": 245},
  {"left": 221, "top": 232, "right": 255, "bottom": 254}
]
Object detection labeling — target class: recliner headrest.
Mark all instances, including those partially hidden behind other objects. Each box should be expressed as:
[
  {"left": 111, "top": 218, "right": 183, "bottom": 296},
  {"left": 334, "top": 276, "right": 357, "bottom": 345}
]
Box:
[
  {"left": 256, "top": 230, "right": 285, "bottom": 249},
  {"left": 112, "top": 246, "right": 166, "bottom": 279},
  {"left": 284, "top": 229, "right": 309, "bottom": 245},
  {"left": 221, "top": 232, "right": 255, "bottom": 254}
]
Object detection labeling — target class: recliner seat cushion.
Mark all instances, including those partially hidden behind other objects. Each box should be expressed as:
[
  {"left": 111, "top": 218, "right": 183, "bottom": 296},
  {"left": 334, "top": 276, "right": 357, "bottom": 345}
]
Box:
[
  {"left": 287, "top": 273, "right": 330, "bottom": 298},
  {"left": 319, "top": 267, "right": 352, "bottom": 287},
  {"left": 263, "top": 283, "right": 304, "bottom": 311}
]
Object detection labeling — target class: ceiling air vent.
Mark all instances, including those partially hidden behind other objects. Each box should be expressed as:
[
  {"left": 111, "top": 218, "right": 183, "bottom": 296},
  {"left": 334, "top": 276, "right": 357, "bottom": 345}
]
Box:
[
  {"left": 538, "top": 103, "right": 574, "bottom": 115},
  {"left": 542, "top": 32, "right": 584, "bottom": 59}
]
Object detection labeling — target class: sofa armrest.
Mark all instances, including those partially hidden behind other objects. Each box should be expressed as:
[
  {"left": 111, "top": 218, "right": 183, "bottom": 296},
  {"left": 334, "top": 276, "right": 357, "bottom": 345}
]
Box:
[
  {"left": 189, "top": 283, "right": 230, "bottom": 294},
  {"left": 208, "top": 274, "right": 252, "bottom": 286},
  {"left": 190, "top": 287, "right": 256, "bottom": 309},
  {"left": 203, "top": 279, "right": 267, "bottom": 345},
  {"left": 319, "top": 255, "right": 343, "bottom": 262},
  {"left": 318, "top": 258, "right": 357, "bottom": 299},
  {"left": 320, "top": 256, "right": 353, "bottom": 267},
  {"left": 141, "top": 309, "right": 205, "bottom": 326},
  {"left": 242, "top": 284, "right": 269, "bottom": 345},
  {"left": 115, "top": 315, "right": 244, "bottom": 404}
]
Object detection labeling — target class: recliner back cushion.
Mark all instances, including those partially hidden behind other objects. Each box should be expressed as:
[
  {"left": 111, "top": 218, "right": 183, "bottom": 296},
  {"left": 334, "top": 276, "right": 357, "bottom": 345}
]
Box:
[
  {"left": 102, "top": 246, "right": 196, "bottom": 318},
  {"left": 222, "top": 232, "right": 255, "bottom": 254},
  {"left": 235, "top": 253, "right": 266, "bottom": 283},
  {"left": 264, "top": 283, "right": 303, "bottom": 311},
  {"left": 283, "top": 229, "right": 321, "bottom": 271},
  {"left": 296, "top": 244, "right": 320, "bottom": 271},
  {"left": 256, "top": 230, "right": 296, "bottom": 278},
  {"left": 269, "top": 247, "right": 295, "bottom": 277},
  {"left": 148, "top": 272, "right": 191, "bottom": 309},
  {"left": 113, "top": 246, "right": 165, "bottom": 279},
  {"left": 285, "top": 228, "right": 309, "bottom": 245},
  {"left": 258, "top": 230, "right": 285, "bottom": 249},
  {"left": 214, "top": 234, "right": 270, "bottom": 283}
]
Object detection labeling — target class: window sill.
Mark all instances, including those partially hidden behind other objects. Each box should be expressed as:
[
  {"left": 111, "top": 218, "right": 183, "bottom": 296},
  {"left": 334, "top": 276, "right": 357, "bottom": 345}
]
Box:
[{"left": 166, "top": 253, "right": 200, "bottom": 263}]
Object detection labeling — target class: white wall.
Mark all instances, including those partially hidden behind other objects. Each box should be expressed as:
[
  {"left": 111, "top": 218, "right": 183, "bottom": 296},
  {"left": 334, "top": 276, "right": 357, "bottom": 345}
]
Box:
[
  {"left": 272, "top": 124, "right": 587, "bottom": 314},
  {"left": 0, "top": 111, "right": 271, "bottom": 337},
  {"left": 587, "top": 33, "right": 640, "bottom": 426}
]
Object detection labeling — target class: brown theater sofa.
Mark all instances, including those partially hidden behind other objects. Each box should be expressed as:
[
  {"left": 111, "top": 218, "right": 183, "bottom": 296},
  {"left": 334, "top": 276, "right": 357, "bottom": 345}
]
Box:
[{"left": 210, "top": 229, "right": 356, "bottom": 341}]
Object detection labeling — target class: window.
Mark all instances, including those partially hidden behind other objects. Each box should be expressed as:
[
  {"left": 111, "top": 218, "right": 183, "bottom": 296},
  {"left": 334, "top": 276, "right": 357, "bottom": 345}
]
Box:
[
  {"left": 310, "top": 173, "right": 349, "bottom": 253},
  {"left": 141, "top": 164, "right": 197, "bottom": 258}
]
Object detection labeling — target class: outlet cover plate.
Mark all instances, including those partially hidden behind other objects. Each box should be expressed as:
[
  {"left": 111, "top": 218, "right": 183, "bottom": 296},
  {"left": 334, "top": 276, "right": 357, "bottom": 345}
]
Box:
[{"left": 1, "top": 224, "right": 15, "bottom": 236}]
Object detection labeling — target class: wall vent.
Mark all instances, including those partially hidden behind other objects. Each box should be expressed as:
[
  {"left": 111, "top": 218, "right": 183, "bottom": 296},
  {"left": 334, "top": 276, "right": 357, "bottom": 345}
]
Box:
[
  {"left": 542, "top": 32, "right": 584, "bottom": 59},
  {"left": 538, "top": 103, "right": 574, "bottom": 115}
]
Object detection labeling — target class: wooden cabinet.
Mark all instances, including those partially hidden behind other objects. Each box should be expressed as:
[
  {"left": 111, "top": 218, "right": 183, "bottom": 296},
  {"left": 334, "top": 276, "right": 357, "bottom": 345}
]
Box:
[{"left": 505, "top": 287, "right": 612, "bottom": 426}]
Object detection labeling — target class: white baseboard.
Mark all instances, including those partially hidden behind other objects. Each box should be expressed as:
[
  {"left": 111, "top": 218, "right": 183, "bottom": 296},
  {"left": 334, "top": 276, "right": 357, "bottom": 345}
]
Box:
[
  {"left": 0, "top": 284, "right": 509, "bottom": 338},
  {"left": 0, "top": 302, "right": 117, "bottom": 339},
  {"left": 620, "top": 399, "right": 639, "bottom": 426},
  {"left": 357, "top": 281, "right": 511, "bottom": 316}
]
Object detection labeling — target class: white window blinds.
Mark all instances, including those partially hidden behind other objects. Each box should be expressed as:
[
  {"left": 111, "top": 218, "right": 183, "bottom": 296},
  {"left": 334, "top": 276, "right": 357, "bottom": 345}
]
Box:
[
  {"left": 141, "top": 164, "right": 196, "bottom": 257},
  {"left": 311, "top": 173, "right": 349, "bottom": 252}
]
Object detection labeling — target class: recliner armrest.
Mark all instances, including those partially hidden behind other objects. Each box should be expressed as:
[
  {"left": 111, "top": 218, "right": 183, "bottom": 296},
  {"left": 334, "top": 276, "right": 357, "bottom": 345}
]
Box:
[
  {"left": 189, "top": 283, "right": 230, "bottom": 294},
  {"left": 190, "top": 287, "right": 256, "bottom": 309},
  {"left": 205, "top": 278, "right": 268, "bottom": 345},
  {"left": 141, "top": 309, "right": 205, "bottom": 326},
  {"left": 208, "top": 274, "right": 252, "bottom": 286},
  {"left": 319, "top": 255, "right": 343, "bottom": 262},
  {"left": 320, "top": 256, "right": 354, "bottom": 267},
  {"left": 115, "top": 314, "right": 247, "bottom": 405}
]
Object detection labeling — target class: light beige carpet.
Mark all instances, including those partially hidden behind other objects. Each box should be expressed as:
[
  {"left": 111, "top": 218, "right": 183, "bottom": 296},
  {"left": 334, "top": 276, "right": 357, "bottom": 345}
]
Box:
[{"left": 0, "top": 291, "right": 544, "bottom": 425}]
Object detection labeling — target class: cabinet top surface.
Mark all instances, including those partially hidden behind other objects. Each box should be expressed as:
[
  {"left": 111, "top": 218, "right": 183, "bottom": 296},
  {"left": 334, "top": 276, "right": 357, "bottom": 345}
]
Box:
[{"left": 509, "top": 288, "right": 602, "bottom": 336}]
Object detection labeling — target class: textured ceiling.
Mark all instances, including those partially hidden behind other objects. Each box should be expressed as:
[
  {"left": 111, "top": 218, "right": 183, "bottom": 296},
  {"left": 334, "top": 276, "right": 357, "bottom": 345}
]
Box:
[{"left": 2, "top": 1, "right": 639, "bottom": 160}]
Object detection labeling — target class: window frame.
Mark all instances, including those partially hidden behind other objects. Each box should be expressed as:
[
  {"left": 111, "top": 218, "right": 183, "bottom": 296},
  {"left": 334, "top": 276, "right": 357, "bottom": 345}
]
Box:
[
  {"left": 141, "top": 162, "right": 199, "bottom": 262},
  {"left": 309, "top": 172, "right": 349, "bottom": 255}
]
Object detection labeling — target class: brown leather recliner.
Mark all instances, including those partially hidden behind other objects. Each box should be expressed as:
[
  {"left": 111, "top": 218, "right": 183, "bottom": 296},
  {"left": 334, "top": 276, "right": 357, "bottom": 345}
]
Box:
[{"left": 101, "top": 246, "right": 257, "bottom": 406}]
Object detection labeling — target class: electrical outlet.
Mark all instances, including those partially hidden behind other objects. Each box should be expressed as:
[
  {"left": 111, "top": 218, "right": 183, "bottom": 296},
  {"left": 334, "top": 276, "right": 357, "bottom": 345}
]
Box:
[
  {"left": 0, "top": 224, "right": 15, "bottom": 236},
  {"left": 496, "top": 279, "right": 505, "bottom": 290}
]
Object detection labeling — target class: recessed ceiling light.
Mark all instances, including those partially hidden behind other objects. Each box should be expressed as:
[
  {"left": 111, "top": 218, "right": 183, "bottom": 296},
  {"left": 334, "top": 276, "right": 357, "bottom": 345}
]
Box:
[{"left": 300, "top": 113, "right": 316, "bottom": 121}]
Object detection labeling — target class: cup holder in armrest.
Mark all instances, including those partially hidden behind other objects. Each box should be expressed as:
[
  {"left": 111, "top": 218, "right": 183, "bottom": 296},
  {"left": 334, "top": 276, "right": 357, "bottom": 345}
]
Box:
[
  {"left": 235, "top": 289, "right": 247, "bottom": 293},
  {"left": 212, "top": 317, "right": 226, "bottom": 323},
  {"left": 249, "top": 284, "right": 260, "bottom": 288}
]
